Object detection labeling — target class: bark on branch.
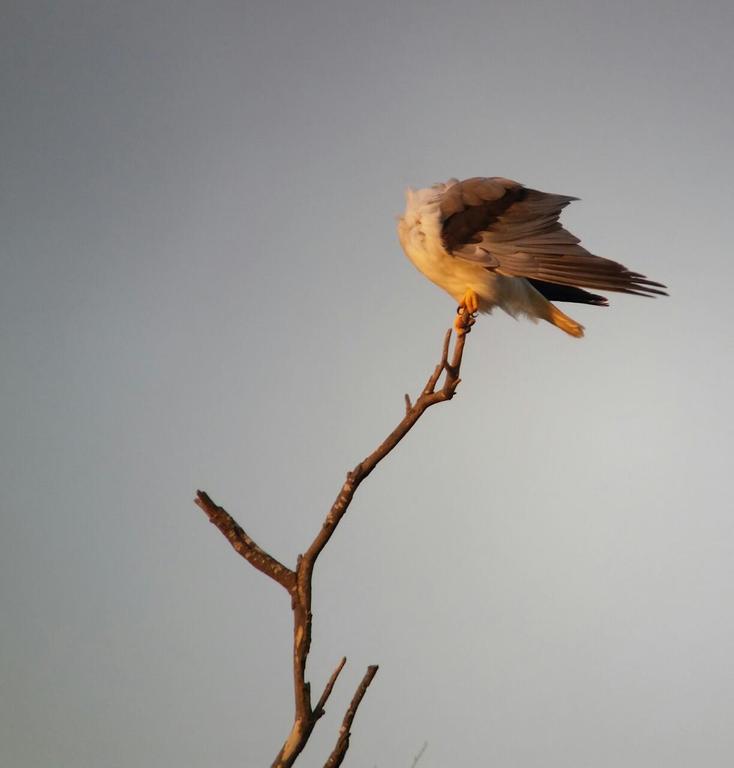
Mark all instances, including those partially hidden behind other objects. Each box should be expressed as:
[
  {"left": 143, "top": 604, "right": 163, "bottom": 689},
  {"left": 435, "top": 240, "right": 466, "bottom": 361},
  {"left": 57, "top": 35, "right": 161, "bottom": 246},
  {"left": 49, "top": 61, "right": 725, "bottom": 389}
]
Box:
[
  {"left": 194, "top": 310, "right": 474, "bottom": 767},
  {"left": 194, "top": 491, "right": 295, "bottom": 591}
]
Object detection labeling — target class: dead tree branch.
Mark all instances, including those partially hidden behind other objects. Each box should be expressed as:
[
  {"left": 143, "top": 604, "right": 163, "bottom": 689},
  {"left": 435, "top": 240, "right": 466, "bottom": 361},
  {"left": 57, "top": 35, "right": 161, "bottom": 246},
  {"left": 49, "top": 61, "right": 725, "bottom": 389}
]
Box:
[
  {"left": 194, "top": 492, "right": 295, "bottom": 590},
  {"left": 194, "top": 310, "right": 474, "bottom": 767},
  {"left": 323, "top": 665, "right": 380, "bottom": 768}
]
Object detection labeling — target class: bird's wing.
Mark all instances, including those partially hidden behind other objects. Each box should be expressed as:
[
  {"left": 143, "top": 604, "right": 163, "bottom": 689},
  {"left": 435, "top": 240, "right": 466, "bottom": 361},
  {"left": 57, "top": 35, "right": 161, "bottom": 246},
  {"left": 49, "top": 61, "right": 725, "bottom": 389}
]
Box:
[{"left": 439, "top": 177, "right": 667, "bottom": 297}]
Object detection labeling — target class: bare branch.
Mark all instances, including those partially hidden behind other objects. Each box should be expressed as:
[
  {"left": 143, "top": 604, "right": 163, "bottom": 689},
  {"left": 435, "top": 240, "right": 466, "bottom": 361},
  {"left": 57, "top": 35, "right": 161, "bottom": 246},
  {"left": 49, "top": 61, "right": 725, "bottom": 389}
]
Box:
[
  {"left": 196, "top": 310, "right": 474, "bottom": 767},
  {"left": 302, "top": 312, "right": 472, "bottom": 571},
  {"left": 314, "top": 657, "right": 347, "bottom": 719},
  {"left": 194, "top": 490, "right": 295, "bottom": 591},
  {"left": 323, "top": 665, "right": 380, "bottom": 768},
  {"left": 424, "top": 329, "right": 452, "bottom": 393}
]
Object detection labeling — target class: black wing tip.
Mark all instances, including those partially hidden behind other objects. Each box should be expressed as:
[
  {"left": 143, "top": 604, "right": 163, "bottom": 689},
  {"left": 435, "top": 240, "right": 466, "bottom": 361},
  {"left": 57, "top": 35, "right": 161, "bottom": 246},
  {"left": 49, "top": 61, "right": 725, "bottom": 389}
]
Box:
[
  {"left": 579, "top": 290, "right": 609, "bottom": 306},
  {"left": 527, "top": 278, "right": 609, "bottom": 306}
]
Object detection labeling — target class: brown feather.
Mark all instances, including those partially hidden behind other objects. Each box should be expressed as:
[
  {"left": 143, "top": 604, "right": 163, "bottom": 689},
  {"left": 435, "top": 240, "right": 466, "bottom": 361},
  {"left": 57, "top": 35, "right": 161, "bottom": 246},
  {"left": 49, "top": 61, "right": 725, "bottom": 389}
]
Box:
[
  {"left": 440, "top": 177, "right": 667, "bottom": 298},
  {"left": 441, "top": 178, "right": 526, "bottom": 253}
]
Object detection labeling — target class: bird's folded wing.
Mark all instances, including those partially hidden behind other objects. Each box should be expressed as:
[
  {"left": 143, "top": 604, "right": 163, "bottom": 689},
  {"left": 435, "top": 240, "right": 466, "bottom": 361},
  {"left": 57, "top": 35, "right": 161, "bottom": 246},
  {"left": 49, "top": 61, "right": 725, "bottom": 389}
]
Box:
[{"left": 440, "top": 178, "right": 667, "bottom": 297}]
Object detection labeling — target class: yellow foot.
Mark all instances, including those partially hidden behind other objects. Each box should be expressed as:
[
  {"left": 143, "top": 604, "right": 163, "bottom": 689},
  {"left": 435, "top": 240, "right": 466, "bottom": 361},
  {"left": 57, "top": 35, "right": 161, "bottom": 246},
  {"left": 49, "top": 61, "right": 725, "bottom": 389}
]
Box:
[
  {"left": 461, "top": 288, "right": 479, "bottom": 314},
  {"left": 455, "top": 289, "right": 479, "bottom": 334}
]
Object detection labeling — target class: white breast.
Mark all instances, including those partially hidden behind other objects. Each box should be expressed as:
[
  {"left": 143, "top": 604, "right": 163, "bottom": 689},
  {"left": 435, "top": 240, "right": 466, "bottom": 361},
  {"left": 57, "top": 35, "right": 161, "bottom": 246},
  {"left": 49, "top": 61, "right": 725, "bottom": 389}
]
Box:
[
  {"left": 397, "top": 185, "right": 500, "bottom": 308},
  {"left": 397, "top": 183, "right": 545, "bottom": 322}
]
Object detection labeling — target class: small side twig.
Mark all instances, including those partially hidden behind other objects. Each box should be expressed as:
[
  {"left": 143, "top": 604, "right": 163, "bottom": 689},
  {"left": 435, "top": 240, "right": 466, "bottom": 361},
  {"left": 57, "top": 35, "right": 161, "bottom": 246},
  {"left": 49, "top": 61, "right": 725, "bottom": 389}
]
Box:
[
  {"left": 195, "top": 310, "right": 474, "bottom": 767},
  {"left": 194, "top": 491, "right": 295, "bottom": 591},
  {"left": 323, "top": 665, "right": 380, "bottom": 768},
  {"left": 314, "top": 657, "right": 347, "bottom": 719}
]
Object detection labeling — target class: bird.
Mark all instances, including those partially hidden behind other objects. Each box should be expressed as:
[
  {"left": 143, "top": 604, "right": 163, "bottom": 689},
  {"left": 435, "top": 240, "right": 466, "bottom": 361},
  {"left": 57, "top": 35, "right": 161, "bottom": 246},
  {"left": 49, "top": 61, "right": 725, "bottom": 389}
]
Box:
[{"left": 397, "top": 176, "right": 666, "bottom": 337}]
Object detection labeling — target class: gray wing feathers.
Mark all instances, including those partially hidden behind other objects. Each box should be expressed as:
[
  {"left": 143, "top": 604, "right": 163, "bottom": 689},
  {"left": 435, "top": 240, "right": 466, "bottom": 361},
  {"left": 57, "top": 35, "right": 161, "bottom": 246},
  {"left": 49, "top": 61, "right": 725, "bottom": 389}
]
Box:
[
  {"left": 440, "top": 178, "right": 667, "bottom": 297},
  {"left": 495, "top": 251, "right": 666, "bottom": 296}
]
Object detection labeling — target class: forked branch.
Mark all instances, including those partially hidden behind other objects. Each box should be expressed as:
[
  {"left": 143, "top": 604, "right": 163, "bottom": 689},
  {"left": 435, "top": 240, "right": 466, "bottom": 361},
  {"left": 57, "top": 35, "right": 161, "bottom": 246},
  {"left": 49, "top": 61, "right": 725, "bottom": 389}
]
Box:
[{"left": 194, "top": 310, "right": 474, "bottom": 767}]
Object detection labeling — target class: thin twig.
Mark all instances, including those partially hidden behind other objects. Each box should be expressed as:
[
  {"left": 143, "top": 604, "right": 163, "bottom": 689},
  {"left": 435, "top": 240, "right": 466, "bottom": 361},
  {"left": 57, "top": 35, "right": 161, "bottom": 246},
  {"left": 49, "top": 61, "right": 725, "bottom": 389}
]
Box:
[
  {"left": 314, "top": 657, "right": 347, "bottom": 719},
  {"left": 323, "top": 665, "right": 380, "bottom": 768},
  {"left": 301, "top": 312, "right": 472, "bottom": 571}
]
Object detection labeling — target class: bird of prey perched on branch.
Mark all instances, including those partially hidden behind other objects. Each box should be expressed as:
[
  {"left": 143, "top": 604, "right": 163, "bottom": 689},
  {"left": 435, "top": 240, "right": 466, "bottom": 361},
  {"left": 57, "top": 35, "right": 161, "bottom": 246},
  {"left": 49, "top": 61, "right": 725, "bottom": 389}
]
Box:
[{"left": 397, "top": 176, "right": 666, "bottom": 337}]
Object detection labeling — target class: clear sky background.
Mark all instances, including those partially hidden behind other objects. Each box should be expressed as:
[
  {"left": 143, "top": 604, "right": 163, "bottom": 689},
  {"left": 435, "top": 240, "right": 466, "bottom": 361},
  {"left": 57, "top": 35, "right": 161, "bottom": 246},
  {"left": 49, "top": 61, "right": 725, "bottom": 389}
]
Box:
[{"left": 2, "top": 1, "right": 733, "bottom": 766}]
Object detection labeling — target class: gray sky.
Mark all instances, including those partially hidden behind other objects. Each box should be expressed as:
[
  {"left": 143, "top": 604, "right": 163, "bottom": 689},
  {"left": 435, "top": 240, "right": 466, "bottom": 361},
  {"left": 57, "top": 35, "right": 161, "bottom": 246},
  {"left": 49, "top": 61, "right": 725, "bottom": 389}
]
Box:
[{"left": 2, "top": 1, "right": 733, "bottom": 766}]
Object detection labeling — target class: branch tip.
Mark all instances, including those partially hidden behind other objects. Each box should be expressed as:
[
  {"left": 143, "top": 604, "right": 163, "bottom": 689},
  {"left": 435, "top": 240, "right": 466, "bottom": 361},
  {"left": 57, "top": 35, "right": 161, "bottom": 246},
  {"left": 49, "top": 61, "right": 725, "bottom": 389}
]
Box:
[
  {"left": 315, "top": 656, "right": 348, "bottom": 718},
  {"left": 324, "top": 665, "right": 380, "bottom": 768},
  {"left": 194, "top": 490, "right": 296, "bottom": 592}
]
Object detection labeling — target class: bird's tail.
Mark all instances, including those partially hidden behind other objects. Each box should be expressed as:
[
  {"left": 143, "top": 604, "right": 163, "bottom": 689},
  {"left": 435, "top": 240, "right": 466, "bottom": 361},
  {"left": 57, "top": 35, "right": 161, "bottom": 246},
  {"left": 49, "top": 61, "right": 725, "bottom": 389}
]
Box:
[{"left": 544, "top": 302, "right": 585, "bottom": 338}]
